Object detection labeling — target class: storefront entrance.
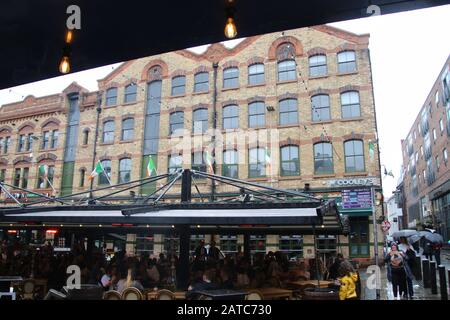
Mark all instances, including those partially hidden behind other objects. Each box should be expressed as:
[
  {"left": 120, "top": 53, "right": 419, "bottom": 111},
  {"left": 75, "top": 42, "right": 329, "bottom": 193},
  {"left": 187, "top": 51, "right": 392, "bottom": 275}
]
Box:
[{"left": 349, "top": 217, "right": 369, "bottom": 257}]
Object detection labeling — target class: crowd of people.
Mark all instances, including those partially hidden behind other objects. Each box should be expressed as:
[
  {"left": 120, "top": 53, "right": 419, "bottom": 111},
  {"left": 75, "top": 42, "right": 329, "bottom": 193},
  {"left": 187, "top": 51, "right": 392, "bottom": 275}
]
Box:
[{"left": 1, "top": 237, "right": 364, "bottom": 299}]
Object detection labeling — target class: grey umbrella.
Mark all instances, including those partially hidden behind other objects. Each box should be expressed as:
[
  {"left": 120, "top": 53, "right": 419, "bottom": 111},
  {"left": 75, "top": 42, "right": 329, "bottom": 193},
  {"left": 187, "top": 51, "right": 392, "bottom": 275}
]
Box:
[
  {"left": 392, "top": 229, "right": 419, "bottom": 239},
  {"left": 419, "top": 231, "right": 444, "bottom": 244}
]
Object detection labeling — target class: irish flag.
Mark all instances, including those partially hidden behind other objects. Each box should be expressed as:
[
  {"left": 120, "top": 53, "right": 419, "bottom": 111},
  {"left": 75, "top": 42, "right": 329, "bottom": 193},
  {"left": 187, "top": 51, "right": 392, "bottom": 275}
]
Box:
[
  {"left": 38, "top": 164, "right": 48, "bottom": 178},
  {"left": 265, "top": 147, "right": 272, "bottom": 175},
  {"left": 147, "top": 155, "right": 157, "bottom": 176},
  {"left": 88, "top": 161, "right": 104, "bottom": 181}
]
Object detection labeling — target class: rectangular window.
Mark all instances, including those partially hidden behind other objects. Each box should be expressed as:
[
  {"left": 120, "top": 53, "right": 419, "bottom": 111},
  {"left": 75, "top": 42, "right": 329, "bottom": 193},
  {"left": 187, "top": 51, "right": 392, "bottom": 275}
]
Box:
[
  {"left": 223, "top": 105, "right": 239, "bottom": 130},
  {"left": 248, "top": 64, "right": 265, "bottom": 85},
  {"left": 248, "top": 148, "right": 266, "bottom": 178},
  {"left": 0, "top": 138, "right": 3, "bottom": 154},
  {"left": 222, "top": 150, "right": 238, "bottom": 178},
  {"left": 171, "top": 76, "right": 186, "bottom": 96},
  {"left": 37, "top": 165, "right": 55, "bottom": 189},
  {"left": 338, "top": 51, "right": 357, "bottom": 73},
  {"left": 219, "top": 235, "right": 238, "bottom": 254},
  {"left": 440, "top": 119, "right": 444, "bottom": 133},
  {"left": 444, "top": 149, "right": 448, "bottom": 164},
  {"left": 194, "top": 72, "right": 209, "bottom": 93},
  {"left": 13, "top": 168, "right": 21, "bottom": 187},
  {"left": 51, "top": 130, "right": 58, "bottom": 149},
  {"left": 436, "top": 155, "right": 440, "bottom": 171},
  {"left": 0, "top": 169, "right": 6, "bottom": 183},
  {"left": 26, "top": 133, "right": 33, "bottom": 151},
  {"left": 41, "top": 131, "right": 50, "bottom": 149},
  {"left": 279, "top": 235, "right": 303, "bottom": 258},
  {"left": 192, "top": 152, "right": 207, "bottom": 173},
  {"left": 105, "top": 88, "right": 118, "bottom": 106},
  {"left": 433, "top": 128, "right": 437, "bottom": 141},
  {"left": 250, "top": 235, "right": 266, "bottom": 253},
  {"left": 309, "top": 55, "right": 327, "bottom": 77},
  {"left": 4, "top": 137, "right": 10, "bottom": 154},
  {"left": 223, "top": 68, "right": 239, "bottom": 88},
  {"left": 193, "top": 109, "right": 208, "bottom": 134},
  {"left": 314, "top": 143, "right": 334, "bottom": 174},
  {"left": 121, "top": 118, "right": 134, "bottom": 141},
  {"left": 279, "top": 99, "right": 298, "bottom": 125},
  {"left": 124, "top": 84, "right": 137, "bottom": 103},
  {"left": 248, "top": 102, "right": 265, "bottom": 128},
  {"left": 21, "top": 167, "right": 29, "bottom": 189},
  {"left": 17, "top": 135, "right": 26, "bottom": 152}
]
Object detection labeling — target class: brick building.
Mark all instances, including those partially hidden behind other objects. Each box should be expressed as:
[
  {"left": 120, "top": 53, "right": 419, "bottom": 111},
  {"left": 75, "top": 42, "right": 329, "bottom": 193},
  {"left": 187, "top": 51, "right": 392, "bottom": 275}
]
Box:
[
  {"left": 0, "top": 25, "right": 383, "bottom": 262},
  {"left": 398, "top": 55, "right": 450, "bottom": 242}
]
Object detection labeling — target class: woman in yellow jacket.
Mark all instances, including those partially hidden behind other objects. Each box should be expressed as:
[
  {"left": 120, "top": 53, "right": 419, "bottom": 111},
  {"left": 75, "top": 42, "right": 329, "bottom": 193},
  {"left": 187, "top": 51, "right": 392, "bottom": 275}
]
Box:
[{"left": 337, "top": 261, "right": 359, "bottom": 300}]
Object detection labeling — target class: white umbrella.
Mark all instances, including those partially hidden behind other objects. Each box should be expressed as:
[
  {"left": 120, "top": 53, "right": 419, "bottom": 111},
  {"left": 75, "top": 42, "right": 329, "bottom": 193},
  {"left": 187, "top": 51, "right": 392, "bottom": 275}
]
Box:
[
  {"left": 392, "top": 229, "right": 418, "bottom": 238},
  {"left": 419, "top": 231, "right": 444, "bottom": 244}
]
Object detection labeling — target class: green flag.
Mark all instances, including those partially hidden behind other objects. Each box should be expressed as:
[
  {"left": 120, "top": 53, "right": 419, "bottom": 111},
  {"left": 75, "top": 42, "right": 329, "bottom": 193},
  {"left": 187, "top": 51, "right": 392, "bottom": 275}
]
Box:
[
  {"left": 368, "top": 141, "right": 375, "bottom": 162},
  {"left": 88, "top": 161, "right": 104, "bottom": 181},
  {"left": 38, "top": 164, "right": 48, "bottom": 177},
  {"left": 147, "top": 155, "right": 157, "bottom": 176}
]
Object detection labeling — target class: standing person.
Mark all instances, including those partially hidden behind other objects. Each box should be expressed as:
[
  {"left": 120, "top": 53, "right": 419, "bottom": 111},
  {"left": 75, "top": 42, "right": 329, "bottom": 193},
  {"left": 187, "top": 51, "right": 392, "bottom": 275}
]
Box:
[
  {"left": 337, "top": 260, "right": 359, "bottom": 300},
  {"left": 328, "top": 253, "right": 344, "bottom": 280},
  {"left": 385, "top": 243, "right": 407, "bottom": 299},
  {"left": 432, "top": 242, "right": 442, "bottom": 266},
  {"left": 398, "top": 237, "right": 415, "bottom": 299},
  {"left": 208, "top": 240, "right": 221, "bottom": 262}
]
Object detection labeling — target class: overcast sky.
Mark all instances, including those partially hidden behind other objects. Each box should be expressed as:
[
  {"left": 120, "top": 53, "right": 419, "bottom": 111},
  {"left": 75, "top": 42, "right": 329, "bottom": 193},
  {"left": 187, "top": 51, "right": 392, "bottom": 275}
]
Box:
[{"left": 0, "top": 5, "right": 449, "bottom": 199}]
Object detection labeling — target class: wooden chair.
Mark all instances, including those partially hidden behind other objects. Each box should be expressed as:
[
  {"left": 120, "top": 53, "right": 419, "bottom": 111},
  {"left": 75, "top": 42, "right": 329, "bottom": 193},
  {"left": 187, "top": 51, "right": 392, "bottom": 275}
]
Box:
[
  {"left": 155, "top": 289, "right": 175, "bottom": 300},
  {"left": 245, "top": 290, "right": 264, "bottom": 300},
  {"left": 103, "top": 290, "right": 122, "bottom": 300},
  {"left": 121, "top": 287, "right": 143, "bottom": 300}
]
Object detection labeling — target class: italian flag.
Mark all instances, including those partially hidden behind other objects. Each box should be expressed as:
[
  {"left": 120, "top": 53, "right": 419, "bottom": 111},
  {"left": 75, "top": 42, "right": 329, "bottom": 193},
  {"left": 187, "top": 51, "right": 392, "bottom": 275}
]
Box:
[
  {"left": 204, "top": 150, "right": 214, "bottom": 173},
  {"left": 147, "top": 155, "right": 157, "bottom": 177},
  {"left": 88, "top": 161, "right": 104, "bottom": 181},
  {"left": 265, "top": 147, "right": 272, "bottom": 175}
]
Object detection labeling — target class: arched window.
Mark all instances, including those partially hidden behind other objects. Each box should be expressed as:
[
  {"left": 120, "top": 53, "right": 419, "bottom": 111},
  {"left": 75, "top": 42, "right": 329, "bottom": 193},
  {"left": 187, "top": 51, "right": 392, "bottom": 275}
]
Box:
[
  {"left": 277, "top": 60, "right": 296, "bottom": 82},
  {"left": 279, "top": 99, "right": 298, "bottom": 125},
  {"left": 169, "top": 112, "right": 184, "bottom": 135},
  {"left": 171, "top": 76, "right": 186, "bottom": 96},
  {"left": 223, "top": 150, "right": 238, "bottom": 178},
  {"left": 193, "top": 109, "right": 208, "bottom": 134},
  {"left": 337, "top": 51, "right": 357, "bottom": 73},
  {"left": 119, "top": 158, "right": 132, "bottom": 183},
  {"left": 311, "top": 94, "right": 331, "bottom": 121},
  {"left": 124, "top": 83, "right": 137, "bottom": 103},
  {"left": 249, "top": 147, "right": 266, "bottom": 178},
  {"left": 344, "top": 140, "right": 365, "bottom": 173},
  {"left": 121, "top": 118, "right": 134, "bottom": 141},
  {"left": 248, "top": 64, "right": 265, "bottom": 85},
  {"left": 248, "top": 101, "right": 265, "bottom": 128},
  {"left": 194, "top": 72, "right": 209, "bottom": 93},
  {"left": 314, "top": 142, "right": 333, "bottom": 174},
  {"left": 223, "top": 105, "right": 239, "bottom": 129},
  {"left": 105, "top": 87, "right": 118, "bottom": 106},
  {"left": 99, "top": 160, "right": 111, "bottom": 185},
  {"left": 102, "top": 121, "right": 115, "bottom": 143},
  {"left": 168, "top": 154, "right": 183, "bottom": 174},
  {"left": 341, "top": 91, "right": 361, "bottom": 118},
  {"left": 280, "top": 145, "right": 300, "bottom": 176},
  {"left": 223, "top": 67, "right": 239, "bottom": 88},
  {"left": 309, "top": 55, "right": 327, "bottom": 77}
]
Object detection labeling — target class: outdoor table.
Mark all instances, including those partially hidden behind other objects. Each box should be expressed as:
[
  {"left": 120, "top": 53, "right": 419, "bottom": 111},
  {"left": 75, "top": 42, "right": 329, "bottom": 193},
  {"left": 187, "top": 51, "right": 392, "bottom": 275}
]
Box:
[
  {"left": 255, "top": 288, "right": 293, "bottom": 300},
  {"left": 285, "top": 280, "right": 334, "bottom": 289},
  {"left": 195, "top": 289, "right": 247, "bottom": 300},
  {"left": 147, "top": 290, "right": 186, "bottom": 300}
]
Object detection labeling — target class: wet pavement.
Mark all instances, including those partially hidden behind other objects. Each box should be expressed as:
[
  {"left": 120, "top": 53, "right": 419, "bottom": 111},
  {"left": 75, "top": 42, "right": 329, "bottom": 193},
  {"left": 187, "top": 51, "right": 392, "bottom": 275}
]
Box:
[{"left": 361, "top": 250, "right": 450, "bottom": 300}]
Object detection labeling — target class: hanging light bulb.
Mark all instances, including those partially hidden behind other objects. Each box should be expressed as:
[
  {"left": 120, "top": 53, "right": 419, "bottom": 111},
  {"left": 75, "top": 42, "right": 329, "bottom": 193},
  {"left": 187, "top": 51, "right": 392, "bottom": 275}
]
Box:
[
  {"left": 65, "top": 30, "right": 73, "bottom": 44},
  {"left": 59, "top": 55, "right": 71, "bottom": 74},
  {"left": 224, "top": 17, "right": 237, "bottom": 39}
]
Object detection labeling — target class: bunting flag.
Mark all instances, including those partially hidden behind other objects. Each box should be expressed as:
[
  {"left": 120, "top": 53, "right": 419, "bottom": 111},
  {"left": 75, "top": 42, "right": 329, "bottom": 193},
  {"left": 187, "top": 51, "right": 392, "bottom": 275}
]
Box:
[
  {"left": 368, "top": 141, "right": 375, "bottom": 162},
  {"left": 265, "top": 147, "right": 272, "bottom": 175},
  {"left": 204, "top": 151, "right": 214, "bottom": 173},
  {"left": 147, "top": 155, "right": 157, "bottom": 177}
]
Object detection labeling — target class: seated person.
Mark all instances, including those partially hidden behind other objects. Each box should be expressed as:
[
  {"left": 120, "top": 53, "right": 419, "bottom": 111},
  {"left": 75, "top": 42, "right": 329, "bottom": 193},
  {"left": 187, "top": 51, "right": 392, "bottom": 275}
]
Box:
[
  {"left": 186, "top": 269, "right": 219, "bottom": 299},
  {"left": 116, "top": 268, "right": 144, "bottom": 293}
]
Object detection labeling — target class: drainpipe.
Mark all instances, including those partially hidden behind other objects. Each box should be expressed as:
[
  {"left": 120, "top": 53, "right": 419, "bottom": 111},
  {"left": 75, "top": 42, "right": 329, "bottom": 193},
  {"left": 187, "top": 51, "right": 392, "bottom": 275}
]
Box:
[
  {"left": 89, "top": 91, "right": 102, "bottom": 201},
  {"left": 211, "top": 62, "right": 219, "bottom": 202}
]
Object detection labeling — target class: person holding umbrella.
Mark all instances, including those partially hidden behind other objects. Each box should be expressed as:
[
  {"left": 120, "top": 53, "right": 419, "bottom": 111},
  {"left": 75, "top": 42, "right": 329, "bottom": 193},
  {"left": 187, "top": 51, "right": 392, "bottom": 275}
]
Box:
[
  {"left": 420, "top": 230, "right": 444, "bottom": 265},
  {"left": 385, "top": 243, "right": 408, "bottom": 299},
  {"left": 398, "top": 237, "right": 415, "bottom": 299}
]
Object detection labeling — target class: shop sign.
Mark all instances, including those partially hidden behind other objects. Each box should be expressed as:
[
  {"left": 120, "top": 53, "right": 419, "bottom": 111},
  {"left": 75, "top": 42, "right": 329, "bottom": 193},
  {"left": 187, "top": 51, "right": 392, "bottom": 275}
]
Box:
[{"left": 327, "top": 177, "right": 379, "bottom": 187}]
